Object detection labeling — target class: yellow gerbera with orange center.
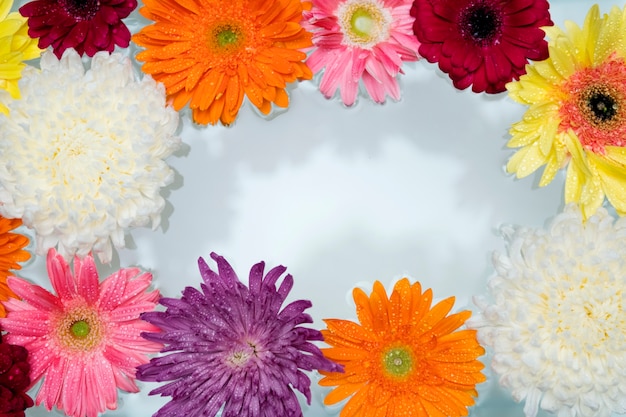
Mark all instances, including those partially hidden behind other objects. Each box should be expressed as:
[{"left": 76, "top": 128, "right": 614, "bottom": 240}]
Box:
[
  {"left": 320, "top": 278, "right": 485, "bottom": 417},
  {"left": 0, "top": 216, "right": 30, "bottom": 317},
  {"left": 506, "top": 5, "right": 626, "bottom": 219},
  {"left": 133, "top": 0, "right": 313, "bottom": 126}
]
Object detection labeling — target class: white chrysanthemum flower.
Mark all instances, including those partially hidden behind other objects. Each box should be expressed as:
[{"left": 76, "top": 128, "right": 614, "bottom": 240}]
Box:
[
  {"left": 469, "top": 204, "right": 626, "bottom": 417},
  {"left": 0, "top": 49, "right": 180, "bottom": 263}
]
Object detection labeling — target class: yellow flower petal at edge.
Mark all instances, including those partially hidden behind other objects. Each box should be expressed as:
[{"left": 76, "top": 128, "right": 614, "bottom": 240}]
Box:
[
  {"left": 0, "top": 215, "right": 30, "bottom": 317},
  {"left": 0, "top": 0, "right": 42, "bottom": 114},
  {"left": 505, "top": 4, "right": 626, "bottom": 218},
  {"left": 133, "top": 0, "right": 312, "bottom": 126},
  {"left": 320, "top": 278, "right": 485, "bottom": 417}
]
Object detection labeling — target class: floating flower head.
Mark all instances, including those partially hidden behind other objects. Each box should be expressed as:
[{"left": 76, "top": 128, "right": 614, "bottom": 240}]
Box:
[
  {"left": 19, "top": 0, "right": 136, "bottom": 58},
  {"left": 470, "top": 204, "right": 626, "bottom": 417},
  {"left": 0, "top": 248, "right": 162, "bottom": 417},
  {"left": 506, "top": 5, "right": 626, "bottom": 218},
  {"left": 0, "top": 216, "right": 30, "bottom": 318},
  {"left": 411, "top": 0, "right": 551, "bottom": 93},
  {"left": 133, "top": 0, "right": 313, "bottom": 126},
  {"left": 0, "top": 49, "right": 180, "bottom": 263},
  {"left": 303, "top": 0, "right": 419, "bottom": 106},
  {"left": 320, "top": 278, "right": 485, "bottom": 416},
  {"left": 0, "top": 330, "right": 34, "bottom": 417},
  {"left": 137, "top": 252, "right": 341, "bottom": 417},
  {"left": 0, "top": 0, "right": 42, "bottom": 114}
]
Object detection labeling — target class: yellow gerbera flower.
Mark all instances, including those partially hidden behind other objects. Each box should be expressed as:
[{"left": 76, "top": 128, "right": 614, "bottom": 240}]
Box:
[
  {"left": 0, "top": 0, "right": 42, "bottom": 114},
  {"left": 320, "top": 278, "right": 485, "bottom": 417},
  {"left": 506, "top": 5, "right": 626, "bottom": 219},
  {"left": 133, "top": 0, "right": 313, "bottom": 126}
]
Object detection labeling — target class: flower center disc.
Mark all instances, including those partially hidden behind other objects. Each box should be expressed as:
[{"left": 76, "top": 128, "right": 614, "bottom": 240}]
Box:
[
  {"left": 460, "top": 3, "right": 502, "bottom": 45},
  {"left": 61, "top": 0, "right": 100, "bottom": 21},
  {"left": 208, "top": 23, "right": 244, "bottom": 53},
  {"left": 70, "top": 320, "right": 91, "bottom": 338},
  {"left": 583, "top": 86, "right": 618, "bottom": 124},
  {"left": 337, "top": 0, "right": 391, "bottom": 48},
  {"left": 559, "top": 59, "right": 626, "bottom": 153},
  {"left": 56, "top": 307, "right": 103, "bottom": 352},
  {"left": 382, "top": 346, "right": 413, "bottom": 379}
]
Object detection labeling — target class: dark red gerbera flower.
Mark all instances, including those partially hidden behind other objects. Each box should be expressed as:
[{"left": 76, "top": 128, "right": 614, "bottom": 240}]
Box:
[
  {"left": 19, "top": 0, "right": 137, "bottom": 58},
  {"left": 411, "top": 0, "right": 552, "bottom": 93},
  {"left": 0, "top": 332, "right": 33, "bottom": 417}
]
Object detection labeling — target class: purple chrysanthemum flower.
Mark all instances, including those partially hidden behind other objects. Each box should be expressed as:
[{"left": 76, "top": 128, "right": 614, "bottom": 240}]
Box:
[{"left": 137, "top": 252, "right": 342, "bottom": 417}]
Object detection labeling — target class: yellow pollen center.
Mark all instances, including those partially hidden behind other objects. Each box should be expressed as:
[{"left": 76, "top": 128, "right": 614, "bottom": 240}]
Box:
[
  {"left": 56, "top": 307, "right": 103, "bottom": 352},
  {"left": 338, "top": 0, "right": 390, "bottom": 47},
  {"left": 226, "top": 341, "right": 259, "bottom": 368}
]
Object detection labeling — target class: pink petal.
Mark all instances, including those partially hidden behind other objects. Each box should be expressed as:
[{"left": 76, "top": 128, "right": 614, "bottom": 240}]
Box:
[
  {"left": 36, "top": 356, "right": 67, "bottom": 411},
  {"left": 89, "top": 355, "right": 118, "bottom": 412},
  {"left": 22, "top": 338, "right": 55, "bottom": 383},
  {"left": 0, "top": 308, "right": 50, "bottom": 337},
  {"left": 7, "top": 276, "right": 62, "bottom": 311},
  {"left": 47, "top": 249, "right": 77, "bottom": 301},
  {"left": 74, "top": 254, "right": 100, "bottom": 305},
  {"left": 97, "top": 269, "right": 130, "bottom": 311}
]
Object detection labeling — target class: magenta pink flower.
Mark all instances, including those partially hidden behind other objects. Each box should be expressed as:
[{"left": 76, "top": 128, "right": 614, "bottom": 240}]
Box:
[
  {"left": 19, "top": 0, "right": 137, "bottom": 58},
  {"left": 0, "top": 249, "right": 162, "bottom": 417},
  {"left": 303, "top": 0, "right": 420, "bottom": 106}
]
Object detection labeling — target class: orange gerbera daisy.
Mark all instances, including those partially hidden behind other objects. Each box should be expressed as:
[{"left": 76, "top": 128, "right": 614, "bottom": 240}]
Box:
[
  {"left": 0, "top": 216, "right": 30, "bottom": 317},
  {"left": 133, "top": 0, "right": 313, "bottom": 126},
  {"left": 320, "top": 278, "right": 485, "bottom": 417}
]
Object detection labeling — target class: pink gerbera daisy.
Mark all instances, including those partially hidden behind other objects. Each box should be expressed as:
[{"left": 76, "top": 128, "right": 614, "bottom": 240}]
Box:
[
  {"left": 303, "top": 0, "right": 420, "bottom": 106},
  {"left": 0, "top": 249, "right": 162, "bottom": 417}
]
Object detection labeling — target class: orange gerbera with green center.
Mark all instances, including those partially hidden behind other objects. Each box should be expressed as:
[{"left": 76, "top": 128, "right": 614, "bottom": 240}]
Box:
[
  {"left": 133, "top": 0, "right": 313, "bottom": 126},
  {"left": 320, "top": 278, "right": 485, "bottom": 417},
  {"left": 0, "top": 216, "right": 30, "bottom": 317}
]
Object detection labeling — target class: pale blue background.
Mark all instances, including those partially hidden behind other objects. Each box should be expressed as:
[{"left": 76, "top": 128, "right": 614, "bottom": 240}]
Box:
[{"left": 14, "top": 0, "right": 618, "bottom": 415}]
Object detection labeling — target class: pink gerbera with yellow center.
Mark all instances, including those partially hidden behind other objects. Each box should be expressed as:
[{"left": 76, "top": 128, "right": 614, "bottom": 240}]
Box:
[
  {"left": 0, "top": 249, "right": 162, "bottom": 417},
  {"left": 303, "top": 0, "right": 420, "bottom": 106}
]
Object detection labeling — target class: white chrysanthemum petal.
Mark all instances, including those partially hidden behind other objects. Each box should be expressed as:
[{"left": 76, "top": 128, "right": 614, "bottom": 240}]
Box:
[
  {"left": 0, "top": 49, "right": 180, "bottom": 263},
  {"left": 469, "top": 204, "right": 626, "bottom": 417}
]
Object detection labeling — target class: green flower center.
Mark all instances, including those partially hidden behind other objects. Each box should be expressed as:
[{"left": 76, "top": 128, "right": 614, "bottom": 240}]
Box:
[
  {"left": 460, "top": 3, "right": 502, "bottom": 45},
  {"left": 70, "top": 320, "right": 91, "bottom": 338},
  {"left": 209, "top": 23, "right": 244, "bottom": 52},
  {"left": 338, "top": 0, "right": 390, "bottom": 47},
  {"left": 350, "top": 8, "right": 375, "bottom": 39},
  {"left": 56, "top": 307, "right": 103, "bottom": 352},
  {"left": 382, "top": 346, "right": 413, "bottom": 379}
]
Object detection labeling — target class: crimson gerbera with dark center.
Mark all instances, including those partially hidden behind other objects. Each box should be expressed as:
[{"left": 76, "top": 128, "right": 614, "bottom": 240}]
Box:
[
  {"left": 411, "top": 0, "right": 552, "bottom": 93},
  {"left": 19, "top": 0, "right": 137, "bottom": 58}
]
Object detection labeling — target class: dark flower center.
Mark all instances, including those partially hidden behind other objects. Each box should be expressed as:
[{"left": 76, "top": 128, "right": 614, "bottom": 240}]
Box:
[
  {"left": 460, "top": 3, "right": 502, "bottom": 45},
  {"left": 61, "top": 0, "right": 100, "bottom": 20},
  {"left": 585, "top": 89, "right": 618, "bottom": 123}
]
